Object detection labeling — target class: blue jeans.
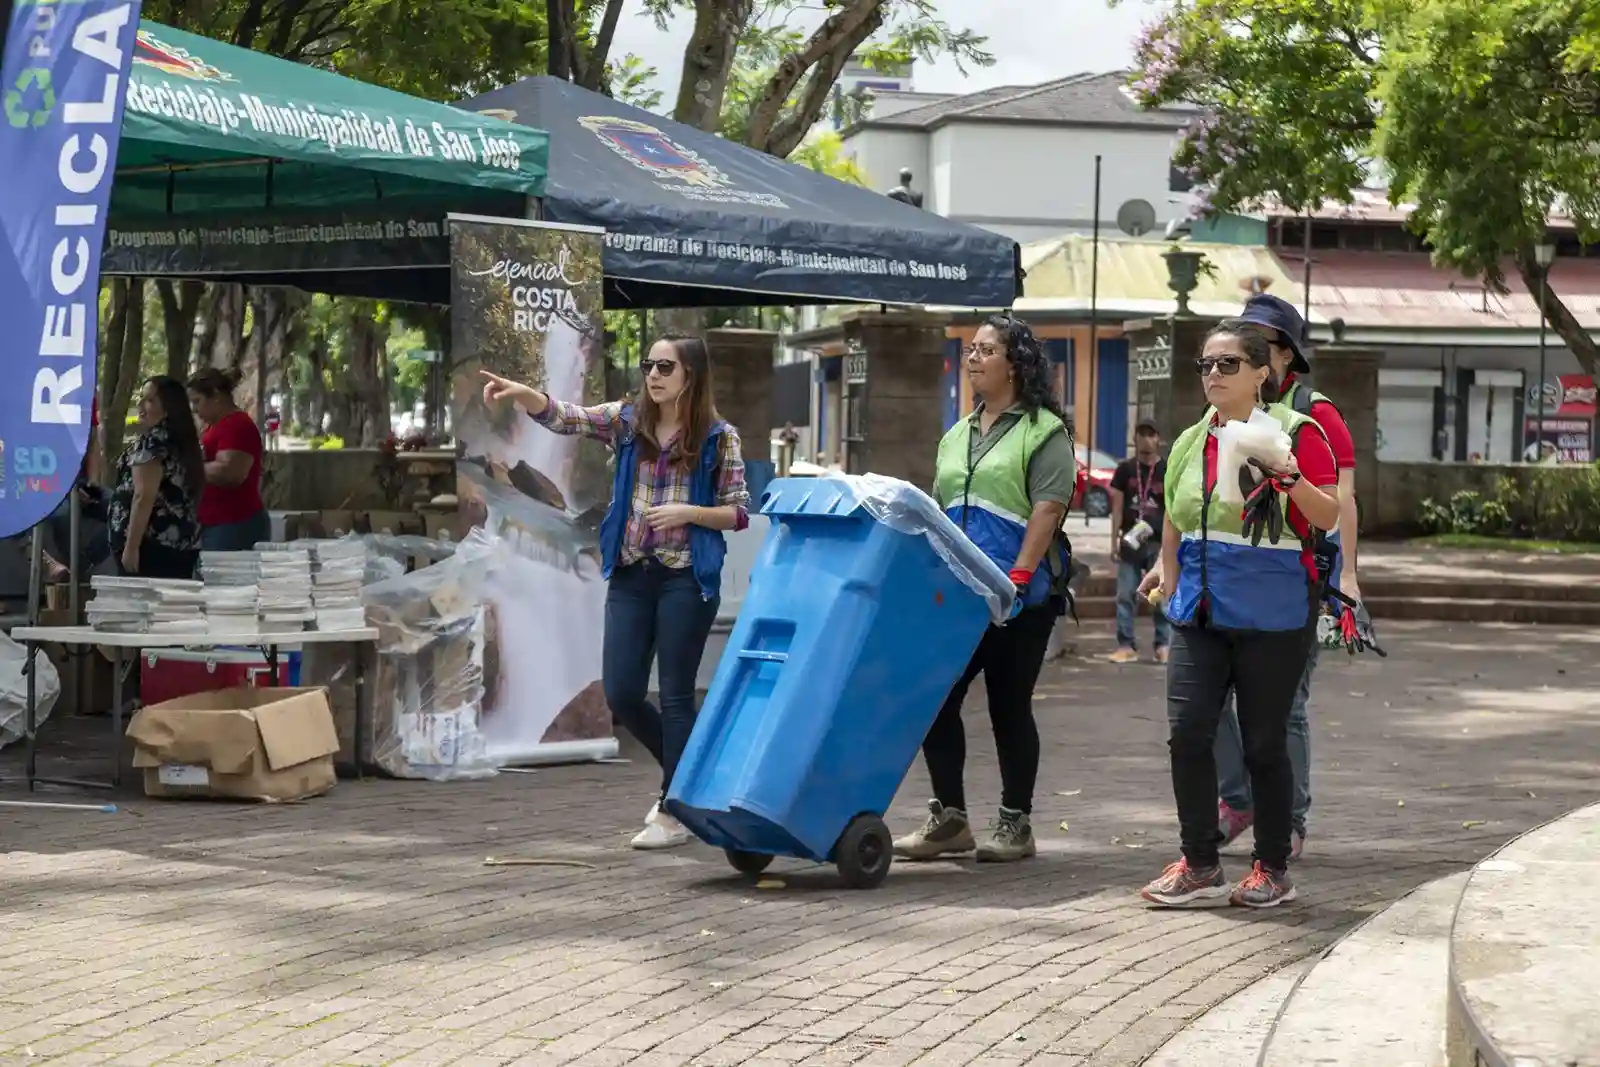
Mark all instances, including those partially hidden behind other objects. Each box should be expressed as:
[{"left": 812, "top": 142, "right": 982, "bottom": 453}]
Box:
[
  {"left": 602, "top": 560, "right": 719, "bottom": 798},
  {"left": 1215, "top": 644, "right": 1319, "bottom": 833},
  {"left": 1116, "top": 558, "right": 1171, "bottom": 651},
  {"left": 201, "top": 509, "right": 272, "bottom": 552}
]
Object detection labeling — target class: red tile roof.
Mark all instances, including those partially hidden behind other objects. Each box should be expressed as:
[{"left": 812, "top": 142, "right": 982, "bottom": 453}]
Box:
[{"left": 1272, "top": 250, "right": 1600, "bottom": 330}]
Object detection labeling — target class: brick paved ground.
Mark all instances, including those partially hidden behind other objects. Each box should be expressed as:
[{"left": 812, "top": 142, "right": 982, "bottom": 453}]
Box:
[{"left": 3, "top": 620, "right": 1598, "bottom": 1067}]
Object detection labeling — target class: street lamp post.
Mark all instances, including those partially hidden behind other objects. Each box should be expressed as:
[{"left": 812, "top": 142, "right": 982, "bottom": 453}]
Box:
[{"left": 1534, "top": 242, "right": 1557, "bottom": 461}]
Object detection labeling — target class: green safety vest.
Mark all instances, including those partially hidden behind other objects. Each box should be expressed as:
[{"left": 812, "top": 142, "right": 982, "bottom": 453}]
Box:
[
  {"left": 934, "top": 407, "right": 1069, "bottom": 607},
  {"left": 1164, "top": 403, "right": 1327, "bottom": 631}
]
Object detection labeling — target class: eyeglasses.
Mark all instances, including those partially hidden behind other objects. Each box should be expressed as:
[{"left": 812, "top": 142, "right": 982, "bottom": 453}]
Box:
[
  {"left": 1195, "top": 356, "right": 1246, "bottom": 377},
  {"left": 640, "top": 359, "right": 681, "bottom": 378},
  {"left": 963, "top": 342, "right": 1003, "bottom": 358}
]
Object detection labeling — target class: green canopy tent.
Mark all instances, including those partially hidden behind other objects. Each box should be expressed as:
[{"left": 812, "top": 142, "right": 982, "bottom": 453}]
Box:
[{"left": 102, "top": 21, "right": 550, "bottom": 299}]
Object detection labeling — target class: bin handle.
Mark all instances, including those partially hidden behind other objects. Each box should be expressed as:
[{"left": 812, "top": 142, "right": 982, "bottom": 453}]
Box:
[{"left": 735, "top": 650, "right": 788, "bottom": 663}]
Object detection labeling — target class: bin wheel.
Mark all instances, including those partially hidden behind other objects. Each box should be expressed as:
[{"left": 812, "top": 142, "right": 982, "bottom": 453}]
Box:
[
  {"left": 834, "top": 814, "right": 892, "bottom": 889},
  {"left": 725, "top": 849, "right": 774, "bottom": 877}
]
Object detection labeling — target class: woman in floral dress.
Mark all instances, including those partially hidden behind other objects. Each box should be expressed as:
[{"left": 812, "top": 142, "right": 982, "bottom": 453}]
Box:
[{"left": 108, "top": 377, "right": 206, "bottom": 580}]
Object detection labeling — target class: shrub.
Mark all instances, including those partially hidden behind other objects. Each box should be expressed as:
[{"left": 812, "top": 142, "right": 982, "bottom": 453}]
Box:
[
  {"left": 1419, "top": 463, "right": 1600, "bottom": 541},
  {"left": 1418, "top": 489, "right": 1512, "bottom": 536}
]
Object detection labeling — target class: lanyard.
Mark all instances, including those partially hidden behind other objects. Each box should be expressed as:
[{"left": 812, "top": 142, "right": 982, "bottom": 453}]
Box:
[{"left": 1132, "top": 461, "right": 1156, "bottom": 519}]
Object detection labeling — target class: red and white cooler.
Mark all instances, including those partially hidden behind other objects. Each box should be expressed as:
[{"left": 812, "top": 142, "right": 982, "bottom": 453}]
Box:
[{"left": 139, "top": 648, "right": 293, "bottom": 706}]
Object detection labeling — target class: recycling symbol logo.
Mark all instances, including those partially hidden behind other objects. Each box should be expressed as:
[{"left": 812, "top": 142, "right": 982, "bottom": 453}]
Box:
[{"left": 5, "top": 68, "right": 56, "bottom": 129}]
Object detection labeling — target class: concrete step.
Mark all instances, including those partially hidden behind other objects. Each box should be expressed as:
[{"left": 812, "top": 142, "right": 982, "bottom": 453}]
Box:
[
  {"left": 1142, "top": 960, "right": 1313, "bottom": 1067},
  {"left": 1447, "top": 802, "right": 1600, "bottom": 1067},
  {"left": 1259, "top": 872, "right": 1465, "bottom": 1067},
  {"left": 1368, "top": 579, "right": 1600, "bottom": 604},
  {"left": 1364, "top": 596, "right": 1600, "bottom": 625}
]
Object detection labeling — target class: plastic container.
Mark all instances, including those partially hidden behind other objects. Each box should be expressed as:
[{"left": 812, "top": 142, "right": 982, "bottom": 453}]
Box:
[{"left": 665, "top": 474, "right": 1015, "bottom": 888}]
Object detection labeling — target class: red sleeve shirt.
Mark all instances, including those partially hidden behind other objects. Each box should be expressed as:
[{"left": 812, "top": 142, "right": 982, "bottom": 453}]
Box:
[
  {"left": 198, "top": 410, "right": 265, "bottom": 527},
  {"left": 1308, "top": 400, "right": 1355, "bottom": 471}
]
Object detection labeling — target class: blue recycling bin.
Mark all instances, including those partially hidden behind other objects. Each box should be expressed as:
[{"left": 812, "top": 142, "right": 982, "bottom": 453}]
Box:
[{"left": 665, "top": 475, "right": 1015, "bottom": 888}]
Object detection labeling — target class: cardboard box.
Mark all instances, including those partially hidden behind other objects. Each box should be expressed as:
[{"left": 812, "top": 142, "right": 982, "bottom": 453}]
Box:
[{"left": 127, "top": 687, "right": 340, "bottom": 802}]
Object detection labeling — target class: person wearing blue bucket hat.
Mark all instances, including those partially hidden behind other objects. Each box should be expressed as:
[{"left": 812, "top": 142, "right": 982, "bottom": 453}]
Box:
[{"left": 1209, "top": 290, "right": 1365, "bottom": 864}]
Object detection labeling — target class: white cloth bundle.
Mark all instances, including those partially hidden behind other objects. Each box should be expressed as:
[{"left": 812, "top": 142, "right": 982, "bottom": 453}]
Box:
[{"left": 1212, "top": 410, "right": 1292, "bottom": 506}]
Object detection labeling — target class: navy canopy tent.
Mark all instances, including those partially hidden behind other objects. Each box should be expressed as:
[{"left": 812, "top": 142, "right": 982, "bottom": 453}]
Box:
[{"left": 459, "top": 77, "right": 1020, "bottom": 309}]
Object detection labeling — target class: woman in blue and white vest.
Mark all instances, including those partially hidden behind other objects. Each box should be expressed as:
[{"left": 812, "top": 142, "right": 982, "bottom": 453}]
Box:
[
  {"left": 1138, "top": 321, "right": 1341, "bottom": 910},
  {"left": 893, "top": 315, "right": 1077, "bottom": 865},
  {"left": 481, "top": 336, "right": 750, "bottom": 850}
]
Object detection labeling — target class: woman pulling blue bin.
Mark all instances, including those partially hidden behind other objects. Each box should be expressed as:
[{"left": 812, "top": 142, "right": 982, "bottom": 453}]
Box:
[{"left": 665, "top": 474, "right": 1017, "bottom": 888}]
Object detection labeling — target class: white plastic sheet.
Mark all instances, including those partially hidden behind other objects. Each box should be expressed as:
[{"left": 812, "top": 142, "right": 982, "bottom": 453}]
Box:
[
  {"left": 820, "top": 473, "right": 1017, "bottom": 624},
  {"left": 1213, "top": 410, "right": 1292, "bottom": 506},
  {"left": 0, "top": 633, "right": 59, "bottom": 750}
]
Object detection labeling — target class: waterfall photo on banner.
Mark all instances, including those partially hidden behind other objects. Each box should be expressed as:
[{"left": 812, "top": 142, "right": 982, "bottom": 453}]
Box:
[{"left": 449, "top": 215, "right": 614, "bottom": 764}]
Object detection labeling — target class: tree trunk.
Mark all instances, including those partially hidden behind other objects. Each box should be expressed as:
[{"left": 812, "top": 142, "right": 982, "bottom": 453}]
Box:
[
  {"left": 343, "top": 302, "right": 391, "bottom": 446},
  {"left": 102, "top": 279, "right": 147, "bottom": 468},
  {"left": 578, "top": 0, "right": 628, "bottom": 92},
  {"left": 745, "top": 0, "right": 885, "bottom": 156},
  {"left": 156, "top": 279, "right": 204, "bottom": 380},
  {"left": 197, "top": 283, "right": 247, "bottom": 371},
  {"left": 306, "top": 331, "right": 331, "bottom": 439},
  {"left": 97, "top": 279, "right": 130, "bottom": 481},
  {"left": 1515, "top": 253, "right": 1599, "bottom": 378},
  {"left": 673, "top": 0, "right": 755, "bottom": 131},
  {"left": 237, "top": 288, "right": 299, "bottom": 424}
]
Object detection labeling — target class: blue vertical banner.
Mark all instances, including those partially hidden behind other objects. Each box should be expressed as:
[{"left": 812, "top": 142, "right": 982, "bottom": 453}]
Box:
[{"left": 0, "top": 0, "right": 142, "bottom": 538}]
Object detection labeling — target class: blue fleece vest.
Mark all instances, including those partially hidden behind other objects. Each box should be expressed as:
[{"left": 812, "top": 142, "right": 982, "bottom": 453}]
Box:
[{"left": 597, "top": 404, "right": 729, "bottom": 601}]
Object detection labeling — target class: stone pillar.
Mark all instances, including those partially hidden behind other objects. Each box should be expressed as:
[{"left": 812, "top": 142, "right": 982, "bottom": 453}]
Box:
[
  {"left": 841, "top": 309, "right": 951, "bottom": 487},
  {"left": 705, "top": 327, "right": 777, "bottom": 453},
  {"left": 1123, "top": 315, "right": 1217, "bottom": 442},
  {"left": 1306, "top": 346, "right": 1380, "bottom": 529}
]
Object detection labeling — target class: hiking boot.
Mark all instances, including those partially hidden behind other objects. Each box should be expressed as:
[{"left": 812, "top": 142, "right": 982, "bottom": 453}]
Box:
[
  {"left": 1154, "top": 646, "right": 1170, "bottom": 665},
  {"left": 975, "top": 808, "right": 1037, "bottom": 863},
  {"left": 1141, "top": 857, "right": 1229, "bottom": 907},
  {"left": 892, "top": 800, "right": 975, "bottom": 860},
  {"left": 1218, "top": 800, "right": 1254, "bottom": 847},
  {"left": 1109, "top": 647, "right": 1139, "bottom": 664},
  {"left": 1230, "top": 861, "right": 1297, "bottom": 908}
]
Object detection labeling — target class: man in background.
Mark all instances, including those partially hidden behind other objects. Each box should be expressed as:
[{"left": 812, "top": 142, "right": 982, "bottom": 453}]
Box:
[{"left": 1108, "top": 421, "right": 1169, "bottom": 664}]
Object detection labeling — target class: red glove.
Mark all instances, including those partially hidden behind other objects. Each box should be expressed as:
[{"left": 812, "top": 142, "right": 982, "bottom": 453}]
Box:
[{"left": 1008, "top": 568, "right": 1034, "bottom": 589}]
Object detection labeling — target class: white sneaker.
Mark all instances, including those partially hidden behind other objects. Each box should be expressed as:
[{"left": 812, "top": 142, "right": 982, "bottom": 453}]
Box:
[{"left": 631, "top": 808, "right": 690, "bottom": 850}]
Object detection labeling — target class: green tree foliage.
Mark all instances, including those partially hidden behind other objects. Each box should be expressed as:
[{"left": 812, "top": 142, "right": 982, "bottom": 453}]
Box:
[{"left": 1126, "top": 0, "right": 1599, "bottom": 376}]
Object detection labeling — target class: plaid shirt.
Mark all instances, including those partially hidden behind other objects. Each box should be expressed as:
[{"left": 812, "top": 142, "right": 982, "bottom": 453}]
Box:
[{"left": 534, "top": 400, "right": 750, "bottom": 568}]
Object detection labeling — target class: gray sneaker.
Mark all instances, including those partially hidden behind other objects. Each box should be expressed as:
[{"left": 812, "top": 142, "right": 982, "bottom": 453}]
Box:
[
  {"left": 892, "top": 801, "right": 976, "bottom": 860},
  {"left": 975, "top": 808, "right": 1037, "bottom": 863}
]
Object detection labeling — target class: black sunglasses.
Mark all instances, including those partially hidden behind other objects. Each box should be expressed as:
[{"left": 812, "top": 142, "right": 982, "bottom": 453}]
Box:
[
  {"left": 1195, "top": 356, "right": 1246, "bottom": 377},
  {"left": 640, "top": 358, "right": 681, "bottom": 377}
]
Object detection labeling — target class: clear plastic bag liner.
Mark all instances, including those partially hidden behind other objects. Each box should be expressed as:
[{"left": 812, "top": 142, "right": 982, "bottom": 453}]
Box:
[
  {"left": 354, "top": 528, "right": 499, "bottom": 781},
  {"left": 0, "top": 633, "right": 59, "bottom": 750},
  {"left": 1213, "top": 411, "right": 1292, "bottom": 506},
  {"left": 818, "top": 473, "right": 1017, "bottom": 624}
]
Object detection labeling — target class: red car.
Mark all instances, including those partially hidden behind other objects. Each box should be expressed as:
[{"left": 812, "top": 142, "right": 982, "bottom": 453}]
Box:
[{"left": 1074, "top": 446, "right": 1119, "bottom": 518}]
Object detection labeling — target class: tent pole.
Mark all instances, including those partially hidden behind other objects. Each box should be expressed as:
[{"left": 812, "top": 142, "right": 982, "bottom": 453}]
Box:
[{"left": 1084, "top": 154, "right": 1102, "bottom": 527}]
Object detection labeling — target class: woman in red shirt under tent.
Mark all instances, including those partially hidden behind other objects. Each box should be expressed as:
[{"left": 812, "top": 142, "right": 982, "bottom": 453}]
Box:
[{"left": 186, "top": 369, "right": 271, "bottom": 552}]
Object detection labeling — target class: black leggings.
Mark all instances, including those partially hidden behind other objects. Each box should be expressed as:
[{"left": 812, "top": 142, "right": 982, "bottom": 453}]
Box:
[
  {"left": 920, "top": 604, "right": 1057, "bottom": 815},
  {"left": 1166, "top": 621, "right": 1312, "bottom": 870}
]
